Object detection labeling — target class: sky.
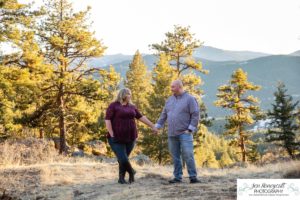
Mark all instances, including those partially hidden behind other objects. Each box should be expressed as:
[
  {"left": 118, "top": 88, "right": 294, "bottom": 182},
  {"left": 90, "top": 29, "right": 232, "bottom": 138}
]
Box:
[{"left": 22, "top": 0, "right": 300, "bottom": 55}]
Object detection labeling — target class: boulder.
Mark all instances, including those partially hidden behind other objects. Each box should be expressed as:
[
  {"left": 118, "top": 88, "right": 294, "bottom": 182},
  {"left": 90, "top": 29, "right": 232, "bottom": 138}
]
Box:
[
  {"left": 71, "top": 148, "right": 85, "bottom": 157},
  {"left": 131, "top": 154, "right": 151, "bottom": 166},
  {"left": 86, "top": 140, "right": 107, "bottom": 156}
]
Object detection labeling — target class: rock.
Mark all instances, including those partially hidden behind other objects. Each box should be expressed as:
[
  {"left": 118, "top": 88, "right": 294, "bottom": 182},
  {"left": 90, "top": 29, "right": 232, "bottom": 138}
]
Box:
[
  {"left": 98, "top": 156, "right": 117, "bottom": 164},
  {"left": 131, "top": 154, "right": 151, "bottom": 166},
  {"left": 86, "top": 140, "right": 107, "bottom": 155},
  {"left": 36, "top": 195, "right": 46, "bottom": 200},
  {"left": 73, "top": 190, "right": 84, "bottom": 197},
  {"left": 92, "top": 149, "right": 102, "bottom": 156},
  {"left": 71, "top": 148, "right": 84, "bottom": 157}
]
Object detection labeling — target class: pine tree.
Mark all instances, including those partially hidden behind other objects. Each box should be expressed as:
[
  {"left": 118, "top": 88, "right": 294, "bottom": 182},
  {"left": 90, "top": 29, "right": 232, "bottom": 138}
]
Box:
[
  {"left": 215, "top": 68, "right": 262, "bottom": 162},
  {"left": 266, "top": 82, "right": 300, "bottom": 159},
  {"left": 219, "top": 150, "right": 234, "bottom": 168},
  {"left": 151, "top": 25, "right": 210, "bottom": 166},
  {"left": 0, "top": 0, "right": 43, "bottom": 137},
  {"left": 97, "top": 65, "right": 121, "bottom": 142},
  {"left": 203, "top": 145, "right": 219, "bottom": 168},
  {"left": 24, "top": 0, "right": 109, "bottom": 153},
  {"left": 125, "top": 50, "right": 151, "bottom": 111},
  {"left": 0, "top": 0, "right": 121, "bottom": 153},
  {"left": 140, "top": 53, "right": 175, "bottom": 164},
  {"left": 0, "top": 0, "right": 34, "bottom": 43},
  {"left": 194, "top": 131, "right": 237, "bottom": 168},
  {"left": 151, "top": 25, "right": 207, "bottom": 77},
  {"left": 150, "top": 25, "right": 208, "bottom": 99},
  {"left": 296, "top": 107, "right": 300, "bottom": 142},
  {"left": 247, "top": 143, "right": 260, "bottom": 163}
]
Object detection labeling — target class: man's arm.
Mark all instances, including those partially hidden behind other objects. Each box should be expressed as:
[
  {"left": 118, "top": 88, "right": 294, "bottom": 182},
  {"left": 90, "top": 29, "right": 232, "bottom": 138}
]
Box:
[
  {"left": 155, "top": 105, "right": 168, "bottom": 129},
  {"left": 187, "top": 97, "right": 200, "bottom": 133}
]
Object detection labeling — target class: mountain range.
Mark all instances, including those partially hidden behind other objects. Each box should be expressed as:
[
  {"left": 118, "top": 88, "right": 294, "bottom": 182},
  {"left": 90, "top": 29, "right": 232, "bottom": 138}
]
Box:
[{"left": 89, "top": 46, "right": 300, "bottom": 118}]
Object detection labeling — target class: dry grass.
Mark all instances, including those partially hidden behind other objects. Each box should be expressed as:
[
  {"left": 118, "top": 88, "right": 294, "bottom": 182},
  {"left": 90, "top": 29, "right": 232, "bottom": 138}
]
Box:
[
  {"left": 0, "top": 139, "right": 300, "bottom": 199},
  {"left": 0, "top": 138, "right": 66, "bottom": 167},
  {"left": 0, "top": 160, "right": 299, "bottom": 200}
]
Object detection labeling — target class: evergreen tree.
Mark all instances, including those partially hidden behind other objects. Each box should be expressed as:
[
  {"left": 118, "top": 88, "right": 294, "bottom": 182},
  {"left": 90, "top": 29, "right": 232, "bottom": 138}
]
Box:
[
  {"left": 0, "top": 0, "right": 35, "bottom": 43},
  {"left": 0, "top": 0, "right": 43, "bottom": 137},
  {"left": 150, "top": 25, "right": 208, "bottom": 103},
  {"left": 219, "top": 150, "right": 234, "bottom": 168},
  {"left": 124, "top": 50, "right": 152, "bottom": 155},
  {"left": 215, "top": 68, "right": 262, "bottom": 162},
  {"left": 202, "top": 144, "right": 219, "bottom": 168},
  {"left": 247, "top": 143, "right": 260, "bottom": 163},
  {"left": 150, "top": 25, "right": 207, "bottom": 77},
  {"left": 24, "top": 0, "right": 109, "bottom": 153},
  {"left": 151, "top": 25, "right": 210, "bottom": 165},
  {"left": 194, "top": 132, "right": 238, "bottom": 168},
  {"left": 266, "top": 82, "right": 300, "bottom": 159},
  {"left": 125, "top": 50, "right": 151, "bottom": 111},
  {"left": 0, "top": 0, "right": 121, "bottom": 154},
  {"left": 140, "top": 53, "right": 175, "bottom": 164},
  {"left": 97, "top": 65, "right": 121, "bottom": 142}
]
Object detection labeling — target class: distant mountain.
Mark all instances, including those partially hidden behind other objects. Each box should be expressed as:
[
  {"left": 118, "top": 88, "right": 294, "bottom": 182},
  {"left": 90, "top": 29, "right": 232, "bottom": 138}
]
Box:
[
  {"left": 89, "top": 54, "right": 133, "bottom": 67},
  {"left": 91, "top": 54, "right": 300, "bottom": 118},
  {"left": 199, "top": 55, "right": 300, "bottom": 117},
  {"left": 290, "top": 50, "right": 300, "bottom": 56},
  {"left": 90, "top": 46, "right": 273, "bottom": 67},
  {"left": 193, "top": 46, "right": 271, "bottom": 61}
]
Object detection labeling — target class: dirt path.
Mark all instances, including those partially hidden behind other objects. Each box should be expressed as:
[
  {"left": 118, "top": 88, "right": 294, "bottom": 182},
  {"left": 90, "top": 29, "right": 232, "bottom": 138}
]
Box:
[{"left": 0, "top": 161, "right": 295, "bottom": 200}]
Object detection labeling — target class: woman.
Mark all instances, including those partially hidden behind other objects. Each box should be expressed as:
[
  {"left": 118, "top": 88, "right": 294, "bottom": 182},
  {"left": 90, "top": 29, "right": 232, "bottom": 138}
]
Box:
[{"left": 105, "top": 88, "right": 158, "bottom": 184}]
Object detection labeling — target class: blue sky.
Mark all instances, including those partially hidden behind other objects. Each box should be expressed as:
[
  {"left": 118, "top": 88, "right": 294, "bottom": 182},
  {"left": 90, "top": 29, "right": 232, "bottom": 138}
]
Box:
[{"left": 24, "top": 0, "right": 300, "bottom": 55}]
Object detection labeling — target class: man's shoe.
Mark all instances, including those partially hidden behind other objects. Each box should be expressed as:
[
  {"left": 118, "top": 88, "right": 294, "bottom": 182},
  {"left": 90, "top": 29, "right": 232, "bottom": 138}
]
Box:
[
  {"left": 190, "top": 178, "right": 201, "bottom": 184},
  {"left": 168, "top": 178, "right": 182, "bottom": 184}
]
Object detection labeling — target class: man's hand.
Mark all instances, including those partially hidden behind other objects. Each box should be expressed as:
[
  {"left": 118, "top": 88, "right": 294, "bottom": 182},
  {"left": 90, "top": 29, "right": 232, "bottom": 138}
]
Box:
[
  {"left": 184, "top": 129, "right": 192, "bottom": 134},
  {"left": 152, "top": 126, "right": 159, "bottom": 134}
]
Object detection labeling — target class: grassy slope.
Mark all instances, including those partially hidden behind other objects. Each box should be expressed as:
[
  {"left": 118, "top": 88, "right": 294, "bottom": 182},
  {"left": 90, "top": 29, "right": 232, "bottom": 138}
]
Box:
[{"left": 1, "top": 160, "right": 300, "bottom": 200}]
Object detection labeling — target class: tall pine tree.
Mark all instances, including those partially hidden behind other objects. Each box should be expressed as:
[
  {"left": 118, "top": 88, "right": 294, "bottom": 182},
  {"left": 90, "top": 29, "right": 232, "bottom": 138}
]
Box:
[
  {"left": 125, "top": 50, "right": 151, "bottom": 111},
  {"left": 266, "top": 82, "right": 300, "bottom": 159},
  {"left": 150, "top": 25, "right": 210, "bottom": 159},
  {"left": 0, "top": 0, "right": 44, "bottom": 137},
  {"left": 215, "top": 68, "right": 262, "bottom": 162},
  {"left": 27, "top": 0, "right": 109, "bottom": 153},
  {"left": 140, "top": 53, "right": 175, "bottom": 164}
]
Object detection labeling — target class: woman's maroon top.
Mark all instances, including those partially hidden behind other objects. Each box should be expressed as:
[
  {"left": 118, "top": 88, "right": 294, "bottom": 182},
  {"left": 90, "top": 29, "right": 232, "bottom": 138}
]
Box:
[{"left": 105, "top": 101, "right": 143, "bottom": 143}]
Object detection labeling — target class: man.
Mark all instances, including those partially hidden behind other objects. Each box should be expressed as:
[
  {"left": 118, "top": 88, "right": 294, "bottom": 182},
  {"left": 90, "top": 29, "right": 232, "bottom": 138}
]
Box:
[{"left": 155, "top": 80, "right": 201, "bottom": 184}]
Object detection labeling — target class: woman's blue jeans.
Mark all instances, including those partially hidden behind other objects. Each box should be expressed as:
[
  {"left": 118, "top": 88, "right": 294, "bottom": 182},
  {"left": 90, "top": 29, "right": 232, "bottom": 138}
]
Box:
[{"left": 108, "top": 137, "right": 135, "bottom": 164}]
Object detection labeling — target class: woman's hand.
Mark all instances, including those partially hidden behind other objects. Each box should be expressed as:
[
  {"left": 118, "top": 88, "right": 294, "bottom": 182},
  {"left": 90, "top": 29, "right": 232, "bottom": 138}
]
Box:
[
  {"left": 138, "top": 116, "right": 158, "bottom": 134},
  {"left": 105, "top": 120, "right": 114, "bottom": 137},
  {"left": 152, "top": 126, "right": 159, "bottom": 134}
]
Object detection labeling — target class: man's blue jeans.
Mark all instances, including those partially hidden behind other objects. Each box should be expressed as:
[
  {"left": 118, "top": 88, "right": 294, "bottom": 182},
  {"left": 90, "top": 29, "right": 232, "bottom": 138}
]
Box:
[{"left": 168, "top": 133, "right": 197, "bottom": 180}]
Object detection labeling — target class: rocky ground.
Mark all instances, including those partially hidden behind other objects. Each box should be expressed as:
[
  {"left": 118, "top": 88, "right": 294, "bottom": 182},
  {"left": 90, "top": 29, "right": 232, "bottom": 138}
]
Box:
[
  {"left": 1, "top": 160, "right": 299, "bottom": 200},
  {"left": 1, "top": 138, "right": 299, "bottom": 200}
]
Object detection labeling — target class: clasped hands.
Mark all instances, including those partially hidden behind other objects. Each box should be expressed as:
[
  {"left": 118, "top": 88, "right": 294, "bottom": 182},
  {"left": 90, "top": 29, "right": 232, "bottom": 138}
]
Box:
[{"left": 151, "top": 126, "right": 159, "bottom": 134}]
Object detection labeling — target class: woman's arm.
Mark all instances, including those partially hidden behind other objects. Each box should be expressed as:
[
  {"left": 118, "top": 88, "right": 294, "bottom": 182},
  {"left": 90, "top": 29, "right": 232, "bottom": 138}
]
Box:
[
  {"left": 105, "top": 120, "right": 114, "bottom": 137},
  {"left": 138, "top": 116, "right": 158, "bottom": 134}
]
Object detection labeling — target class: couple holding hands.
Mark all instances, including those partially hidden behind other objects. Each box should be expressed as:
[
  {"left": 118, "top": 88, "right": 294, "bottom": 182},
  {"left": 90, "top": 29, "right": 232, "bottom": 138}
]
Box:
[{"left": 105, "top": 80, "right": 201, "bottom": 184}]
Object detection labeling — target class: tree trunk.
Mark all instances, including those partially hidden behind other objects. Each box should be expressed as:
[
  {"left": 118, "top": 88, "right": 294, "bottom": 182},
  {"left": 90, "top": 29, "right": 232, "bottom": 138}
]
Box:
[
  {"left": 58, "top": 87, "right": 67, "bottom": 154},
  {"left": 286, "top": 147, "right": 295, "bottom": 159},
  {"left": 39, "top": 128, "right": 44, "bottom": 139},
  {"left": 241, "top": 134, "right": 246, "bottom": 162}
]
